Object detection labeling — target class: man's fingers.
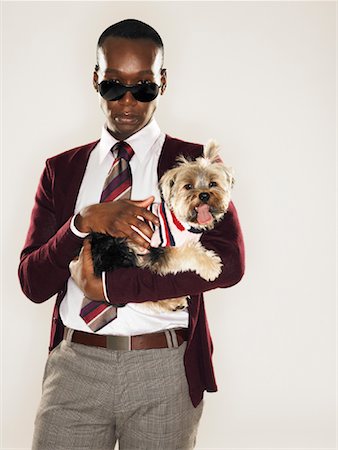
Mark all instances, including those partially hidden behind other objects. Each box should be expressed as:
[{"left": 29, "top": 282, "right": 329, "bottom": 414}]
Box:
[
  {"left": 132, "top": 196, "right": 155, "bottom": 208},
  {"left": 69, "top": 257, "right": 80, "bottom": 279},
  {"left": 131, "top": 217, "right": 155, "bottom": 240},
  {"left": 131, "top": 206, "right": 159, "bottom": 227},
  {"left": 130, "top": 225, "right": 152, "bottom": 244},
  {"left": 69, "top": 259, "right": 75, "bottom": 275},
  {"left": 82, "top": 239, "right": 96, "bottom": 275},
  {"left": 124, "top": 227, "right": 151, "bottom": 248},
  {"left": 69, "top": 250, "right": 81, "bottom": 275},
  {"left": 126, "top": 197, "right": 159, "bottom": 226},
  {"left": 82, "top": 238, "right": 92, "bottom": 256},
  {"left": 69, "top": 240, "right": 93, "bottom": 278}
]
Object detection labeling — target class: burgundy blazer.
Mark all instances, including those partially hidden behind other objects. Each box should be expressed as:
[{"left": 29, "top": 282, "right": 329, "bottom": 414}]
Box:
[{"left": 18, "top": 134, "right": 245, "bottom": 407}]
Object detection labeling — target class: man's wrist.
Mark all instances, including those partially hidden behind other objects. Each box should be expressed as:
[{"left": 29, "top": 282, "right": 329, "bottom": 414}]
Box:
[
  {"left": 70, "top": 215, "right": 90, "bottom": 238},
  {"left": 102, "top": 272, "right": 111, "bottom": 303},
  {"left": 74, "top": 211, "right": 91, "bottom": 234}
]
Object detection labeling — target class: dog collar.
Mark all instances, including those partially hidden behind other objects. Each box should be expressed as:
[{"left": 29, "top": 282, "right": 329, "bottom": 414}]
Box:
[
  {"left": 168, "top": 207, "right": 202, "bottom": 235},
  {"left": 188, "top": 226, "right": 203, "bottom": 234},
  {"left": 149, "top": 201, "right": 202, "bottom": 247},
  {"left": 168, "top": 209, "right": 203, "bottom": 235}
]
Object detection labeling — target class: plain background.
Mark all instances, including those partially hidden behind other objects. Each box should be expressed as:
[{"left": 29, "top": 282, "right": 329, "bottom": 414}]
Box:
[{"left": 1, "top": 1, "right": 336, "bottom": 449}]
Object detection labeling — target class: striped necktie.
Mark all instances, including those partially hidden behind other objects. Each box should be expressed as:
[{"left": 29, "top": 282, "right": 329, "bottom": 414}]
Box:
[{"left": 80, "top": 141, "right": 134, "bottom": 332}]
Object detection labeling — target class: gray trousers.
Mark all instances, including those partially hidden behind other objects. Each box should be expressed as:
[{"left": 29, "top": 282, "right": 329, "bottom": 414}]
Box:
[{"left": 32, "top": 331, "right": 203, "bottom": 450}]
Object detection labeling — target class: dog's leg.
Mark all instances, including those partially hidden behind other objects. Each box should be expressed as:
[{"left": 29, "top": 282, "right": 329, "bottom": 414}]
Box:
[
  {"left": 137, "top": 242, "right": 222, "bottom": 312},
  {"left": 144, "top": 297, "right": 189, "bottom": 312},
  {"left": 148, "top": 241, "right": 222, "bottom": 281}
]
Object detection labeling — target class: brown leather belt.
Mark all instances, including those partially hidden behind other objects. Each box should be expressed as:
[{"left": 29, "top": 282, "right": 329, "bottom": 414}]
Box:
[{"left": 64, "top": 327, "right": 188, "bottom": 351}]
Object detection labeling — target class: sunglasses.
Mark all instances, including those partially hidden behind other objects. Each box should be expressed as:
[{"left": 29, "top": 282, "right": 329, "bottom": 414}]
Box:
[{"left": 98, "top": 80, "right": 161, "bottom": 102}]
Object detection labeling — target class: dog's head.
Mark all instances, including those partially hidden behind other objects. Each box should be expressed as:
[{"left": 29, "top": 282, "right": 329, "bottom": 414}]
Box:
[{"left": 159, "top": 140, "right": 234, "bottom": 230}]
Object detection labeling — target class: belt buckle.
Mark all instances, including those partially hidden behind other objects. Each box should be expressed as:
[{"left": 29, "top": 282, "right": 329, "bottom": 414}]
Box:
[{"left": 107, "top": 335, "right": 131, "bottom": 351}]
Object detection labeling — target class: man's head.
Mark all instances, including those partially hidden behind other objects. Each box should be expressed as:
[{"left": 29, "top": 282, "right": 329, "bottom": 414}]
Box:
[{"left": 94, "top": 19, "right": 167, "bottom": 140}]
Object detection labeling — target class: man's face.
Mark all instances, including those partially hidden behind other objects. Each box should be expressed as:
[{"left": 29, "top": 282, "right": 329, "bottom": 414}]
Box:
[{"left": 94, "top": 37, "right": 166, "bottom": 140}]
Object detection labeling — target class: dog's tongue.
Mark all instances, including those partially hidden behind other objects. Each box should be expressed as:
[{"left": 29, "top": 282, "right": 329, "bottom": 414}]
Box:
[{"left": 196, "top": 204, "right": 213, "bottom": 224}]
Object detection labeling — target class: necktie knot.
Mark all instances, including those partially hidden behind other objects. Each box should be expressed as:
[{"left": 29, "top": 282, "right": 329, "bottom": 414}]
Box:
[
  {"left": 112, "top": 141, "right": 134, "bottom": 162},
  {"left": 100, "top": 141, "right": 133, "bottom": 204}
]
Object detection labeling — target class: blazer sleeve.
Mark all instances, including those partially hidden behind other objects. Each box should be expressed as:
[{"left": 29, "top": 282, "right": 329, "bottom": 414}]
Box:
[
  {"left": 104, "top": 201, "right": 245, "bottom": 304},
  {"left": 18, "top": 160, "right": 85, "bottom": 303}
]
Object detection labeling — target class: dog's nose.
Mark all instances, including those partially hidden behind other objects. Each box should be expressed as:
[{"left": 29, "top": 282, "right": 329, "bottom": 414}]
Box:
[{"left": 199, "top": 192, "right": 210, "bottom": 203}]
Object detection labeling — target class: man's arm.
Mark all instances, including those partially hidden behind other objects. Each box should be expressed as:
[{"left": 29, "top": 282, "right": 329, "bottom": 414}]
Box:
[
  {"left": 19, "top": 160, "right": 160, "bottom": 304},
  {"left": 73, "top": 201, "right": 245, "bottom": 302},
  {"left": 103, "top": 201, "right": 245, "bottom": 303},
  {"left": 18, "top": 161, "right": 86, "bottom": 303}
]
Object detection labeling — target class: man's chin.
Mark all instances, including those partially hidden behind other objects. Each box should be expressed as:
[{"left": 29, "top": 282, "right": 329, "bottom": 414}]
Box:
[{"left": 107, "top": 121, "right": 144, "bottom": 141}]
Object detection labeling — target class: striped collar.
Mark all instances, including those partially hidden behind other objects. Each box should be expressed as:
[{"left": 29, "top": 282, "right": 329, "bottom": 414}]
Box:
[
  {"left": 98, "top": 119, "right": 161, "bottom": 165},
  {"left": 150, "top": 201, "right": 203, "bottom": 248}
]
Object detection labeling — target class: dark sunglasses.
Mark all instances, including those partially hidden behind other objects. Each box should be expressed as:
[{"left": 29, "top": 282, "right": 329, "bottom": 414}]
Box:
[{"left": 98, "top": 80, "right": 160, "bottom": 102}]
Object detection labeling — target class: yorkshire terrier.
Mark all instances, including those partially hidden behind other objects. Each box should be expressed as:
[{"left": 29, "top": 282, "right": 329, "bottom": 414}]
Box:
[{"left": 90, "top": 140, "right": 234, "bottom": 312}]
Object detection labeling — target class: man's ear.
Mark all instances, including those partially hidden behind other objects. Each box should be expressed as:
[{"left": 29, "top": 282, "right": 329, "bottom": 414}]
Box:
[
  {"left": 160, "top": 68, "right": 167, "bottom": 95},
  {"left": 93, "top": 70, "right": 99, "bottom": 92}
]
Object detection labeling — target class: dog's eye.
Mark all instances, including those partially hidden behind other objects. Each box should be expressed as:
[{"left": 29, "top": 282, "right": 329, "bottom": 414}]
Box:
[
  {"left": 209, "top": 181, "right": 217, "bottom": 187},
  {"left": 184, "top": 184, "right": 193, "bottom": 190}
]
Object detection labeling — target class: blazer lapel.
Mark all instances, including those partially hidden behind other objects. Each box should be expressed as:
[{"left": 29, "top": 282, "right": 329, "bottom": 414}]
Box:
[{"left": 58, "top": 140, "right": 99, "bottom": 225}]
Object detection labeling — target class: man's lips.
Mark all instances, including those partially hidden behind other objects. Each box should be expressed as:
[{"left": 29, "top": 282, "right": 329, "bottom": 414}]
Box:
[{"left": 114, "top": 113, "right": 139, "bottom": 125}]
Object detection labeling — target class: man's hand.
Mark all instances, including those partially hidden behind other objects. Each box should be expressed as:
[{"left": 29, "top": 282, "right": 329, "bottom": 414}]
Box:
[
  {"left": 69, "top": 239, "right": 105, "bottom": 300},
  {"left": 74, "top": 196, "right": 159, "bottom": 249}
]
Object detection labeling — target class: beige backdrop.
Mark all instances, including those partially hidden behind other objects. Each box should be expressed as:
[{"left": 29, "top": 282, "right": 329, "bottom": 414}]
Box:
[{"left": 1, "top": 1, "right": 336, "bottom": 449}]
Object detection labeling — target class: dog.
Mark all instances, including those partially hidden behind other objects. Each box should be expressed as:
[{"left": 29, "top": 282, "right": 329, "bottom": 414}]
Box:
[{"left": 90, "top": 140, "right": 234, "bottom": 312}]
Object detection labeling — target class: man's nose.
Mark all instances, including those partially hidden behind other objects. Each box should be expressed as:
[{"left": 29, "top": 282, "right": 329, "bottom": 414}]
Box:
[
  {"left": 199, "top": 192, "right": 210, "bottom": 202},
  {"left": 118, "top": 91, "right": 137, "bottom": 105}
]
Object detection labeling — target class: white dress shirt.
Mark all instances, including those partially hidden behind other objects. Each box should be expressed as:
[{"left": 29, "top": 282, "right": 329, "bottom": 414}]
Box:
[{"left": 60, "top": 119, "right": 189, "bottom": 335}]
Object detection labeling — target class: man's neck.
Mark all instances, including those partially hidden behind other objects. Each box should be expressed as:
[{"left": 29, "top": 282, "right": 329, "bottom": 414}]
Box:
[{"left": 106, "top": 118, "right": 154, "bottom": 141}]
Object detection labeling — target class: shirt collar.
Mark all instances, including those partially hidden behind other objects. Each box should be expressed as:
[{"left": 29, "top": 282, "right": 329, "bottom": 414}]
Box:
[{"left": 98, "top": 119, "right": 161, "bottom": 164}]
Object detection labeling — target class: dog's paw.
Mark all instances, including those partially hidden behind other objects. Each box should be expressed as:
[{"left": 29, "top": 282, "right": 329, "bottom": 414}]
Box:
[
  {"left": 142, "top": 297, "right": 188, "bottom": 313},
  {"left": 196, "top": 250, "right": 223, "bottom": 281},
  {"left": 157, "top": 297, "right": 188, "bottom": 311}
]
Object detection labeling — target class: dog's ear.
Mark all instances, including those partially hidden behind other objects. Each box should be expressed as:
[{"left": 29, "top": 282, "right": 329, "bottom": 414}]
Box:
[
  {"left": 203, "top": 140, "right": 223, "bottom": 164},
  {"left": 203, "top": 139, "right": 235, "bottom": 187},
  {"left": 159, "top": 166, "right": 180, "bottom": 204},
  {"left": 224, "top": 165, "right": 235, "bottom": 189}
]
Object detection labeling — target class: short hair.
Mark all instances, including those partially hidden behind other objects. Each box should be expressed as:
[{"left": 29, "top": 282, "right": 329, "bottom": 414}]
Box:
[{"left": 96, "top": 19, "right": 164, "bottom": 70}]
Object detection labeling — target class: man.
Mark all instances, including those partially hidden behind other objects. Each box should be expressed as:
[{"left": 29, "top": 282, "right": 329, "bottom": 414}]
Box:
[{"left": 19, "top": 19, "right": 245, "bottom": 450}]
